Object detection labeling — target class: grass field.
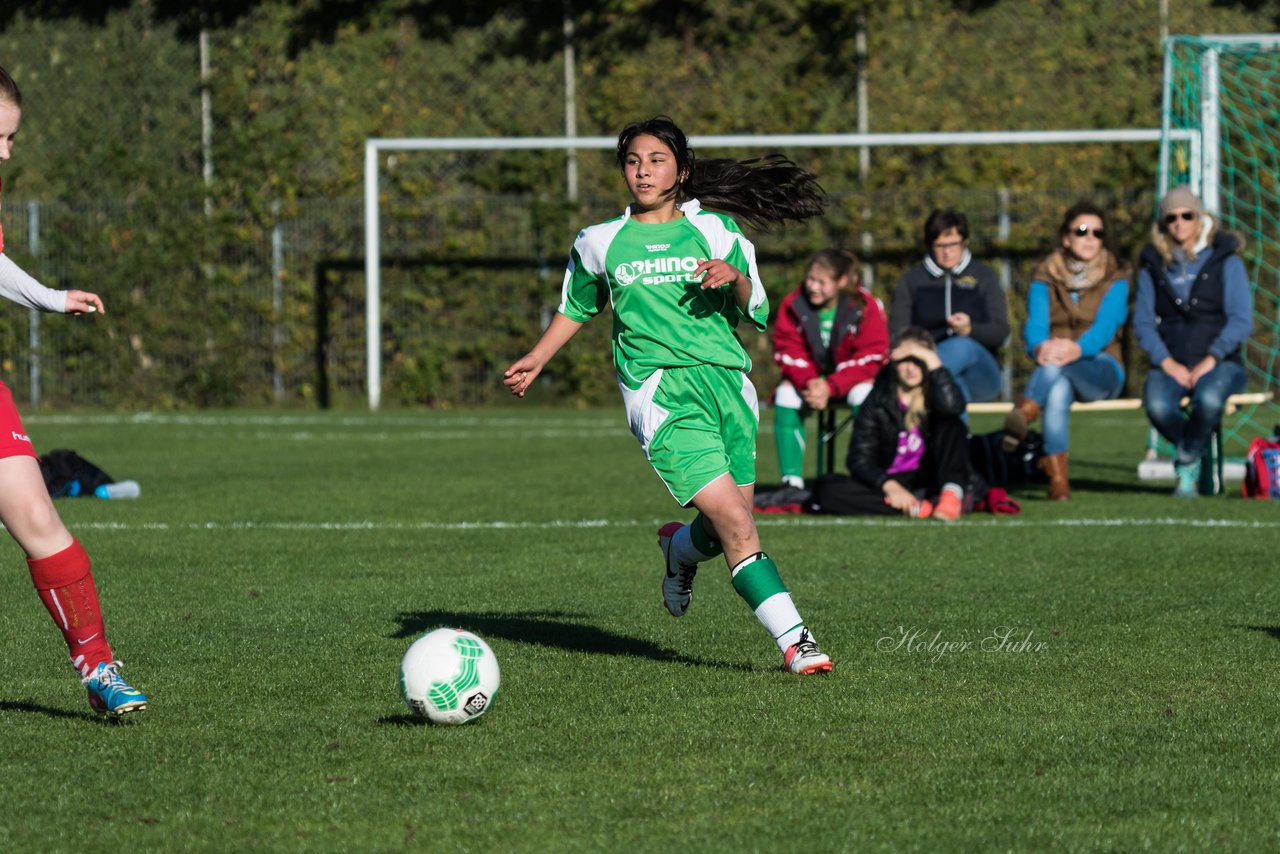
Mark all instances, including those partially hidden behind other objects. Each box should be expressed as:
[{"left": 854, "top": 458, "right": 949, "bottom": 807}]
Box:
[{"left": 3, "top": 406, "right": 1278, "bottom": 851}]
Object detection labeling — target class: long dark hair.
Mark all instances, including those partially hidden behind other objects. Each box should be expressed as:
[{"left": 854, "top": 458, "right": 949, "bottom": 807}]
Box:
[
  {"left": 0, "top": 65, "right": 21, "bottom": 108},
  {"left": 615, "top": 116, "right": 824, "bottom": 230}
]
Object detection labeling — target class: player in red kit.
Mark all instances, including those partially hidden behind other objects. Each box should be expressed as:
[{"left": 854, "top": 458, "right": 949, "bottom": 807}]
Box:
[{"left": 0, "top": 65, "right": 147, "bottom": 716}]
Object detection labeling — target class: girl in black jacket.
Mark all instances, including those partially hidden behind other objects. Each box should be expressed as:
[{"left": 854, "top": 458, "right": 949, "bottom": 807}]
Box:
[{"left": 809, "top": 327, "right": 974, "bottom": 520}]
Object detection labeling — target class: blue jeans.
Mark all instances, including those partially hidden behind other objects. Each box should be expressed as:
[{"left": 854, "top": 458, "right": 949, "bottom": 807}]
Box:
[
  {"left": 937, "top": 336, "right": 1003, "bottom": 403},
  {"left": 1024, "top": 355, "right": 1124, "bottom": 455},
  {"left": 1144, "top": 360, "right": 1247, "bottom": 465}
]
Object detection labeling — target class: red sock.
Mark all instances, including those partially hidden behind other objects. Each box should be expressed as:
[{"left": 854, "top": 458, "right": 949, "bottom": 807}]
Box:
[{"left": 27, "top": 539, "right": 113, "bottom": 678}]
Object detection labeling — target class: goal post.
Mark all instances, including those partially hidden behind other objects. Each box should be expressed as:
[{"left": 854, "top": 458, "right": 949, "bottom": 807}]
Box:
[{"left": 362, "top": 128, "right": 1191, "bottom": 411}]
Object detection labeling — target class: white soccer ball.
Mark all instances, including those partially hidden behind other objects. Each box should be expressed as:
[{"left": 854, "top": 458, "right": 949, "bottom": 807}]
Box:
[{"left": 400, "top": 628, "right": 501, "bottom": 725}]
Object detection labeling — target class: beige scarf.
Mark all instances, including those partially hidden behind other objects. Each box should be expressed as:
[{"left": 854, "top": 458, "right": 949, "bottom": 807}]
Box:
[{"left": 1033, "top": 248, "right": 1121, "bottom": 292}]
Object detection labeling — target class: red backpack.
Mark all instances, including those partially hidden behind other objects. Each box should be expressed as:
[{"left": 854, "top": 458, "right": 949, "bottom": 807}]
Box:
[{"left": 1242, "top": 435, "right": 1280, "bottom": 499}]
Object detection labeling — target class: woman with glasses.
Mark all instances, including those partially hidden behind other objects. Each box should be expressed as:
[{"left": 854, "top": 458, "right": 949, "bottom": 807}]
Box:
[
  {"left": 889, "top": 209, "right": 1009, "bottom": 404},
  {"left": 1001, "top": 202, "right": 1130, "bottom": 500},
  {"left": 1134, "top": 186, "right": 1252, "bottom": 498}
]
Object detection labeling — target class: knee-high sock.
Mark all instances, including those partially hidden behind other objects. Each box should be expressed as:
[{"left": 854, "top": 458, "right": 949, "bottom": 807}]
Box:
[
  {"left": 27, "top": 539, "right": 113, "bottom": 677},
  {"left": 730, "top": 552, "right": 805, "bottom": 652},
  {"left": 773, "top": 405, "right": 806, "bottom": 483}
]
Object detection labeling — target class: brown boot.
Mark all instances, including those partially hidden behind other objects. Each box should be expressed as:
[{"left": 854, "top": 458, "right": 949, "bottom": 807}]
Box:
[
  {"left": 1038, "top": 452, "right": 1071, "bottom": 500},
  {"left": 1002, "top": 398, "right": 1042, "bottom": 453}
]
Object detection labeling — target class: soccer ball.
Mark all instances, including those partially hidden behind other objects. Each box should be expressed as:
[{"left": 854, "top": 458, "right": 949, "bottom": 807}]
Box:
[{"left": 400, "top": 628, "right": 500, "bottom": 725}]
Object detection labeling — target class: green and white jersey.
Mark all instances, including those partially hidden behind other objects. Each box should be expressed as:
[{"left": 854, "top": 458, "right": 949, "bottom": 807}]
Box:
[{"left": 558, "top": 200, "right": 768, "bottom": 390}]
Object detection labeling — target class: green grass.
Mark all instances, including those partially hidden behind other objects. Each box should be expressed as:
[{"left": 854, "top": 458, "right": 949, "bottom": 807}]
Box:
[{"left": 2, "top": 407, "right": 1278, "bottom": 851}]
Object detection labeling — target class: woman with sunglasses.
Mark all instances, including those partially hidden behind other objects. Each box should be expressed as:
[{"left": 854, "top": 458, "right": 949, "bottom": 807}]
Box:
[
  {"left": 1134, "top": 186, "right": 1252, "bottom": 498},
  {"left": 1002, "top": 202, "right": 1130, "bottom": 499}
]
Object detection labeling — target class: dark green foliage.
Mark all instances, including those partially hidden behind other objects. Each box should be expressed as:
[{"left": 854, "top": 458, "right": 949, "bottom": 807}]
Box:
[{"left": 0, "top": 1, "right": 1278, "bottom": 407}]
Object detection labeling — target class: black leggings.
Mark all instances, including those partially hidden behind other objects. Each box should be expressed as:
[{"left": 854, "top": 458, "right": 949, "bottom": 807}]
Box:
[{"left": 808, "top": 417, "right": 971, "bottom": 515}]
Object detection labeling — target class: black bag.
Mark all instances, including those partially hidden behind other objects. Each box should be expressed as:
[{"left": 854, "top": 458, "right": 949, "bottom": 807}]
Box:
[
  {"left": 968, "top": 429, "right": 1047, "bottom": 487},
  {"left": 39, "top": 449, "right": 115, "bottom": 498}
]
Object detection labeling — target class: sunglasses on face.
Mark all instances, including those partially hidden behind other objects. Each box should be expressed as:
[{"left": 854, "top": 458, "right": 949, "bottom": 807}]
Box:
[
  {"left": 1164, "top": 211, "right": 1197, "bottom": 224},
  {"left": 1072, "top": 225, "right": 1106, "bottom": 238}
]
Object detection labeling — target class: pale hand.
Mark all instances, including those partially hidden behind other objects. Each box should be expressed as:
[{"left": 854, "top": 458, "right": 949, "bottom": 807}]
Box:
[
  {"left": 1188, "top": 355, "right": 1217, "bottom": 387},
  {"left": 1037, "top": 338, "right": 1080, "bottom": 367},
  {"left": 65, "top": 290, "right": 105, "bottom": 315},
  {"left": 802, "top": 377, "right": 831, "bottom": 411},
  {"left": 693, "top": 258, "right": 743, "bottom": 290},
  {"left": 503, "top": 355, "right": 543, "bottom": 398},
  {"left": 890, "top": 340, "right": 942, "bottom": 371},
  {"left": 883, "top": 479, "right": 916, "bottom": 514},
  {"left": 1160, "top": 357, "right": 1193, "bottom": 389},
  {"left": 947, "top": 312, "right": 972, "bottom": 337}
]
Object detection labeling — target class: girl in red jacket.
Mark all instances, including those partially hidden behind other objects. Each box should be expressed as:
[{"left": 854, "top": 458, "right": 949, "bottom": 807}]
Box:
[{"left": 771, "top": 249, "right": 888, "bottom": 490}]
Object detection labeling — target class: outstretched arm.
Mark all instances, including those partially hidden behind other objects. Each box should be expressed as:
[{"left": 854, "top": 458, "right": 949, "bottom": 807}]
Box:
[
  {"left": 0, "top": 253, "right": 99, "bottom": 313},
  {"left": 503, "top": 312, "right": 584, "bottom": 398}
]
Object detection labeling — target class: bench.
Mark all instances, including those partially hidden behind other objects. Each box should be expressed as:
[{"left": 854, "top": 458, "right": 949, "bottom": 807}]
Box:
[
  {"left": 815, "top": 392, "right": 1273, "bottom": 491},
  {"left": 964, "top": 392, "right": 1271, "bottom": 416}
]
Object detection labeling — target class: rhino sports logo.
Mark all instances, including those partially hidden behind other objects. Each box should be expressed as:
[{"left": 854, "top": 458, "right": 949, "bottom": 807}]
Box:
[{"left": 614, "top": 256, "right": 702, "bottom": 287}]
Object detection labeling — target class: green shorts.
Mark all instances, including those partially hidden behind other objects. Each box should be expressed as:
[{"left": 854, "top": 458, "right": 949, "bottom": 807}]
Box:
[{"left": 619, "top": 365, "right": 759, "bottom": 506}]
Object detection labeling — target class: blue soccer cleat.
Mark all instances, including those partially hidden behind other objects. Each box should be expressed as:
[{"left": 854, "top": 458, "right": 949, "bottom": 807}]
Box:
[{"left": 84, "top": 661, "right": 148, "bottom": 717}]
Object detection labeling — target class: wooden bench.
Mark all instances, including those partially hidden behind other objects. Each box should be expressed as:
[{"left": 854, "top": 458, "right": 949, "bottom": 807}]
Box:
[
  {"left": 968, "top": 392, "right": 1273, "bottom": 495},
  {"left": 815, "top": 392, "right": 1273, "bottom": 486},
  {"left": 965, "top": 391, "right": 1271, "bottom": 416}
]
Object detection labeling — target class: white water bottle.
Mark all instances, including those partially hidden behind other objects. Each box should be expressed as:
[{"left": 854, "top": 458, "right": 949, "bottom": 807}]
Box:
[{"left": 95, "top": 480, "right": 141, "bottom": 500}]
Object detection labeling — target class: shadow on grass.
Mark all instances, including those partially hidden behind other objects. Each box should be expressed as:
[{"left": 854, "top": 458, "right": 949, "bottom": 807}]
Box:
[
  {"left": 0, "top": 699, "right": 120, "bottom": 725},
  {"left": 378, "top": 711, "right": 510, "bottom": 727},
  {"left": 1008, "top": 477, "right": 1168, "bottom": 497},
  {"left": 1067, "top": 477, "right": 1170, "bottom": 495},
  {"left": 1240, "top": 625, "right": 1280, "bottom": 643},
  {"left": 390, "top": 609, "right": 754, "bottom": 672}
]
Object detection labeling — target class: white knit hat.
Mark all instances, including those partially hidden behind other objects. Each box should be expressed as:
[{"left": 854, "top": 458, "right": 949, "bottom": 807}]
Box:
[{"left": 1159, "top": 185, "right": 1204, "bottom": 218}]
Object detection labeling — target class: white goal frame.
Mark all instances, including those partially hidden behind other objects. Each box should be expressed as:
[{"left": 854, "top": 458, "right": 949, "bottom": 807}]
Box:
[{"left": 362, "top": 128, "right": 1196, "bottom": 411}]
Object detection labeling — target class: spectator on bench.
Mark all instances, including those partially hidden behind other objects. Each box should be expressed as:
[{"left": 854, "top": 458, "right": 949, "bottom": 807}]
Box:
[
  {"left": 770, "top": 248, "right": 888, "bottom": 493},
  {"left": 1134, "top": 186, "right": 1253, "bottom": 498},
  {"left": 1002, "top": 202, "right": 1130, "bottom": 500},
  {"left": 890, "top": 208, "right": 1009, "bottom": 405}
]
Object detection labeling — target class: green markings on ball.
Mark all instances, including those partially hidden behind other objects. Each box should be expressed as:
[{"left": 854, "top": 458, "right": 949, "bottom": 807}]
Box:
[{"left": 425, "top": 635, "right": 485, "bottom": 711}]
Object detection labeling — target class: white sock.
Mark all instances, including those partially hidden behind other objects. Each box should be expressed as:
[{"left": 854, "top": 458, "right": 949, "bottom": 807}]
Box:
[
  {"left": 782, "top": 475, "right": 805, "bottom": 489},
  {"left": 773, "top": 620, "right": 807, "bottom": 652},
  {"left": 671, "top": 524, "right": 715, "bottom": 566},
  {"left": 942, "top": 482, "right": 964, "bottom": 500}
]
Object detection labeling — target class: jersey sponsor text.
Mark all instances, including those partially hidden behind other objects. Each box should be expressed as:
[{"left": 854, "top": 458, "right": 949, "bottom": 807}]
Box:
[{"left": 614, "top": 256, "right": 701, "bottom": 287}]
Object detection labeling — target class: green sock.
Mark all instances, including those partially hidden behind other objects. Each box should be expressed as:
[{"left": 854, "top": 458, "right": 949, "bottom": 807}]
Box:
[
  {"left": 730, "top": 552, "right": 805, "bottom": 651},
  {"left": 773, "top": 406, "right": 806, "bottom": 484}
]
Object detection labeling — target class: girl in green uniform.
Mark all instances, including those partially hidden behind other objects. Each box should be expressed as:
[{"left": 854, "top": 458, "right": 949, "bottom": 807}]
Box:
[{"left": 504, "top": 116, "right": 832, "bottom": 674}]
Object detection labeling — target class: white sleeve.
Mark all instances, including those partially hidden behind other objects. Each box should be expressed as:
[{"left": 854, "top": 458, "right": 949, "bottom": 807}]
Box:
[{"left": 0, "top": 252, "right": 68, "bottom": 313}]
